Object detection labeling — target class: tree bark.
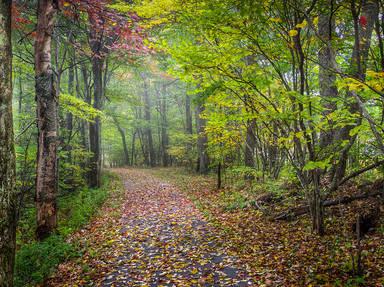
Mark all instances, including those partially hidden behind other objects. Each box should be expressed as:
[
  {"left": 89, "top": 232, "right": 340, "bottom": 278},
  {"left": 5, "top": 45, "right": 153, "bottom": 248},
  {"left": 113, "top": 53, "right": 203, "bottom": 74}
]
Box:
[
  {"left": 35, "top": 0, "right": 58, "bottom": 241},
  {"left": 0, "top": 0, "right": 17, "bottom": 285},
  {"left": 196, "top": 100, "right": 209, "bottom": 174},
  {"left": 185, "top": 95, "right": 193, "bottom": 134},
  {"left": 88, "top": 17, "right": 104, "bottom": 187},
  {"left": 160, "top": 85, "right": 169, "bottom": 167},
  {"left": 66, "top": 56, "right": 74, "bottom": 136},
  {"left": 244, "top": 119, "right": 256, "bottom": 170},
  {"left": 318, "top": 1, "right": 338, "bottom": 148},
  {"left": 332, "top": 0, "right": 379, "bottom": 183},
  {"left": 112, "top": 115, "right": 130, "bottom": 166},
  {"left": 141, "top": 73, "right": 156, "bottom": 167}
]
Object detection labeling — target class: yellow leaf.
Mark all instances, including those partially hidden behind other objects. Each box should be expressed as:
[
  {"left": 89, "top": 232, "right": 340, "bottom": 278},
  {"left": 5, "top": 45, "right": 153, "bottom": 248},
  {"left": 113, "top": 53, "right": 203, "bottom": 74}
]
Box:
[
  {"left": 296, "top": 19, "right": 307, "bottom": 29},
  {"left": 289, "top": 29, "right": 298, "bottom": 37},
  {"left": 313, "top": 16, "right": 319, "bottom": 26},
  {"left": 270, "top": 17, "right": 282, "bottom": 23}
]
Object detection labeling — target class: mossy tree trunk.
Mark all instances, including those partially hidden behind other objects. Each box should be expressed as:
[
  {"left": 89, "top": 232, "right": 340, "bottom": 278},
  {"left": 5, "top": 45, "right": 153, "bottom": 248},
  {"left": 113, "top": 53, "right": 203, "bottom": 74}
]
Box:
[
  {"left": 35, "top": 0, "right": 58, "bottom": 240},
  {"left": 0, "top": 0, "right": 17, "bottom": 285}
]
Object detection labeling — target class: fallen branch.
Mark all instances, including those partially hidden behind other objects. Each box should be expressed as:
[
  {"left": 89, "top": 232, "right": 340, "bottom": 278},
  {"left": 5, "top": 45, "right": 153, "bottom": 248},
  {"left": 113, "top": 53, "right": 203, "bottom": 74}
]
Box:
[
  {"left": 274, "top": 183, "right": 384, "bottom": 220},
  {"left": 331, "top": 159, "right": 384, "bottom": 192}
]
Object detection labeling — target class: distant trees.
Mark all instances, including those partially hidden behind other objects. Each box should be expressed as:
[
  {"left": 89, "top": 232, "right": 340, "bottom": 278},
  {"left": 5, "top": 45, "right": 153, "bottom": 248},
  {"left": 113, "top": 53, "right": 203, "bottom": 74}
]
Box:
[
  {"left": 141, "top": 73, "right": 156, "bottom": 167},
  {"left": 0, "top": 1, "right": 16, "bottom": 285},
  {"left": 131, "top": 0, "right": 384, "bottom": 235}
]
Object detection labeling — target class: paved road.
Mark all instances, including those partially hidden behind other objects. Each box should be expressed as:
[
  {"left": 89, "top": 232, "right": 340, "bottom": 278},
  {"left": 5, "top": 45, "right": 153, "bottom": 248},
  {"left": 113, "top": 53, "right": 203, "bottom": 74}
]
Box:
[{"left": 102, "top": 169, "right": 253, "bottom": 286}]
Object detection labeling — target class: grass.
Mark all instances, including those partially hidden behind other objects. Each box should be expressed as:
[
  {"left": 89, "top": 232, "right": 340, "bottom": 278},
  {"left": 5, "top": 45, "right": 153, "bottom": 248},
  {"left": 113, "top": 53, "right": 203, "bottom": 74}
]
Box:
[{"left": 14, "top": 172, "right": 120, "bottom": 287}]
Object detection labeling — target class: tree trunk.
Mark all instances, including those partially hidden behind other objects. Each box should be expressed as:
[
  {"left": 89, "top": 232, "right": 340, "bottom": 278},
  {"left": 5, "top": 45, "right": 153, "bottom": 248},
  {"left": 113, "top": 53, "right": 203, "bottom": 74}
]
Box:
[
  {"left": 88, "top": 17, "right": 104, "bottom": 187},
  {"left": 244, "top": 119, "right": 256, "bottom": 170},
  {"left": 196, "top": 101, "right": 209, "bottom": 174},
  {"left": 131, "top": 130, "right": 137, "bottom": 166},
  {"left": 35, "top": 0, "right": 58, "bottom": 241},
  {"left": 185, "top": 95, "right": 193, "bottom": 134},
  {"left": 112, "top": 115, "right": 130, "bottom": 166},
  {"left": 89, "top": 57, "right": 103, "bottom": 187},
  {"left": 332, "top": 0, "right": 379, "bottom": 183},
  {"left": 160, "top": 85, "right": 169, "bottom": 167},
  {"left": 80, "top": 63, "right": 90, "bottom": 152},
  {"left": 66, "top": 56, "right": 74, "bottom": 137},
  {"left": 0, "top": 1, "right": 17, "bottom": 285},
  {"left": 141, "top": 73, "right": 156, "bottom": 167},
  {"left": 318, "top": 1, "right": 338, "bottom": 148}
]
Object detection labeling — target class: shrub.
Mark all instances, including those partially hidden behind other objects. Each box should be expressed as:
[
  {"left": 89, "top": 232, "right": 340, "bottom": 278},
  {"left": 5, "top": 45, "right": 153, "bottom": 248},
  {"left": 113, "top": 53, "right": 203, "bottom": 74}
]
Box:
[{"left": 14, "top": 235, "right": 76, "bottom": 287}]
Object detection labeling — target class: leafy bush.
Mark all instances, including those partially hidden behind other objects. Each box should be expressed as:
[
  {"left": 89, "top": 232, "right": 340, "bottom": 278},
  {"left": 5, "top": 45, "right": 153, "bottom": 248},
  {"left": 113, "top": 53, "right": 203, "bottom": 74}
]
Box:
[
  {"left": 14, "top": 173, "right": 114, "bottom": 287},
  {"left": 58, "top": 181, "right": 110, "bottom": 236},
  {"left": 14, "top": 235, "right": 76, "bottom": 287},
  {"left": 221, "top": 190, "right": 249, "bottom": 211}
]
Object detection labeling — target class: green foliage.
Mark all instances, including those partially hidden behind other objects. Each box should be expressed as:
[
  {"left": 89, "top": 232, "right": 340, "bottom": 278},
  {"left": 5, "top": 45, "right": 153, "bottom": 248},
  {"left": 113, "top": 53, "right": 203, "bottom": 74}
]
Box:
[
  {"left": 227, "top": 166, "right": 262, "bottom": 180},
  {"left": 14, "top": 236, "right": 76, "bottom": 287},
  {"left": 14, "top": 174, "right": 115, "bottom": 287},
  {"left": 57, "top": 178, "right": 110, "bottom": 236},
  {"left": 59, "top": 147, "right": 92, "bottom": 192},
  {"left": 220, "top": 190, "right": 249, "bottom": 211},
  {"left": 60, "top": 93, "right": 102, "bottom": 122}
]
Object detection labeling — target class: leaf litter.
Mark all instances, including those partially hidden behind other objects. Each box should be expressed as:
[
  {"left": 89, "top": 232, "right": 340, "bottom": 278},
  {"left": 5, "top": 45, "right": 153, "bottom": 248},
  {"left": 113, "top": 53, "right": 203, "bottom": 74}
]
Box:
[{"left": 47, "top": 169, "right": 253, "bottom": 286}]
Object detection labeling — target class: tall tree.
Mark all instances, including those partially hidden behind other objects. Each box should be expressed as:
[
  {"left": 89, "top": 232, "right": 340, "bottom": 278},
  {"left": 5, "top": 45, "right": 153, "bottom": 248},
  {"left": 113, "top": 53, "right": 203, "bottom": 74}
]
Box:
[
  {"left": 35, "top": 0, "right": 59, "bottom": 240},
  {"left": 112, "top": 115, "right": 130, "bottom": 166},
  {"left": 160, "top": 84, "right": 169, "bottom": 166},
  {"left": 196, "top": 100, "right": 209, "bottom": 174},
  {"left": 331, "top": 0, "right": 380, "bottom": 184},
  {"left": 185, "top": 95, "right": 193, "bottom": 135},
  {"left": 142, "top": 73, "right": 156, "bottom": 167},
  {"left": 0, "top": 0, "right": 17, "bottom": 285},
  {"left": 244, "top": 119, "right": 256, "bottom": 171},
  {"left": 318, "top": 0, "right": 338, "bottom": 149},
  {"left": 88, "top": 15, "right": 104, "bottom": 188}
]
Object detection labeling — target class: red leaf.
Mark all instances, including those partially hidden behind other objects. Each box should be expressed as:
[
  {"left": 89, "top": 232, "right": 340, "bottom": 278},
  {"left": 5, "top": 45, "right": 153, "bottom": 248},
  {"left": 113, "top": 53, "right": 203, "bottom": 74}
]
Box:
[{"left": 359, "top": 16, "right": 367, "bottom": 26}]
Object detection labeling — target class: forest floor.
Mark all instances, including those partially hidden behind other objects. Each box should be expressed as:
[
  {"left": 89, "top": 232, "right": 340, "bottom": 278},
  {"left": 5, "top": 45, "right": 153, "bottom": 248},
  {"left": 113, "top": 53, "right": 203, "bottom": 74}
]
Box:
[
  {"left": 46, "top": 168, "right": 384, "bottom": 287},
  {"left": 46, "top": 168, "right": 253, "bottom": 286}
]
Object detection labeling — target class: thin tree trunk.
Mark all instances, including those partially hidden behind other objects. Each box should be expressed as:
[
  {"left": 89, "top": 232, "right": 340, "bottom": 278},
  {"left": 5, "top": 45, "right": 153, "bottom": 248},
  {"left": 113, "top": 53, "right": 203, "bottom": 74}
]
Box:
[
  {"left": 244, "top": 119, "right": 256, "bottom": 172},
  {"left": 88, "top": 17, "right": 104, "bottom": 187},
  {"left": 318, "top": 1, "right": 338, "bottom": 148},
  {"left": 131, "top": 130, "right": 137, "bottom": 166},
  {"left": 332, "top": 0, "right": 379, "bottom": 183},
  {"left": 66, "top": 56, "right": 74, "bottom": 137},
  {"left": 141, "top": 73, "right": 156, "bottom": 167},
  {"left": 196, "top": 100, "right": 209, "bottom": 174},
  {"left": 0, "top": 1, "right": 17, "bottom": 285},
  {"left": 80, "top": 63, "right": 90, "bottom": 152},
  {"left": 185, "top": 95, "right": 193, "bottom": 134},
  {"left": 161, "top": 85, "right": 169, "bottom": 167},
  {"left": 35, "top": 0, "right": 58, "bottom": 241},
  {"left": 112, "top": 115, "right": 130, "bottom": 166}
]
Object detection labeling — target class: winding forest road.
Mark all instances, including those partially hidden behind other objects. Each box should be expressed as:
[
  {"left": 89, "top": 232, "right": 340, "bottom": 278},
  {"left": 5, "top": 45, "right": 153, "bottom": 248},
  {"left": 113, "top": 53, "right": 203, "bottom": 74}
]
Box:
[
  {"left": 48, "top": 169, "right": 254, "bottom": 286},
  {"left": 102, "top": 169, "right": 253, "bottom": 286}
]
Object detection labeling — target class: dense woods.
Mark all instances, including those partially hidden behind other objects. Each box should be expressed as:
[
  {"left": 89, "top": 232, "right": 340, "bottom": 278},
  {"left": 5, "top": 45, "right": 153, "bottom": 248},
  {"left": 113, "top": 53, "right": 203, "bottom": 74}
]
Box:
[{"left": 0, "top": 0, "right": 384, "bottom": 286}]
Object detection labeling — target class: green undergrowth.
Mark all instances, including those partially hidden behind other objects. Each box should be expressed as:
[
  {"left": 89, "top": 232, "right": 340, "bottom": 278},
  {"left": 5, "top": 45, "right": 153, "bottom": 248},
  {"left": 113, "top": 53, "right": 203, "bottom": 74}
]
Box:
[
  {"left": 14, "top": 172, "right": 120, "bottom": 287},
  {"left": 150, "top": 167, "right": 291, "bottom": 212}
]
